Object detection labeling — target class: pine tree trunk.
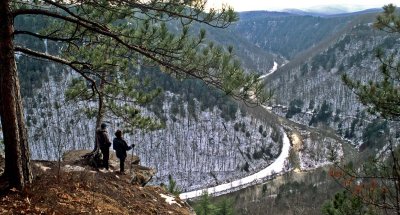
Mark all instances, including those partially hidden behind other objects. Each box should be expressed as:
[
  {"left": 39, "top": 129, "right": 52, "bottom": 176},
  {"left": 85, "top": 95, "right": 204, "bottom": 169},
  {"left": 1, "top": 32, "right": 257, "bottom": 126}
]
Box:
[
  {"left": 0, "top": 0, "right": 32, "bottom": 190},
  {"left": 92, "top": 78, "right": 105, "bottom": 153},
  {"left": 95, "top": 77, "right": 107, "bottom": 128}
]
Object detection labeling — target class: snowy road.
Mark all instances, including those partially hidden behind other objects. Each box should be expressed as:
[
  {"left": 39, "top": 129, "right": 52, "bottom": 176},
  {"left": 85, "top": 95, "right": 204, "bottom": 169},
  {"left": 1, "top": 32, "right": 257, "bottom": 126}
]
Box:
[
  {"left": 259, "top": 61, "right": 278, "bottom": 79},
  {"left": 179, "top": 129, "right": 291, "bottom": 200}
]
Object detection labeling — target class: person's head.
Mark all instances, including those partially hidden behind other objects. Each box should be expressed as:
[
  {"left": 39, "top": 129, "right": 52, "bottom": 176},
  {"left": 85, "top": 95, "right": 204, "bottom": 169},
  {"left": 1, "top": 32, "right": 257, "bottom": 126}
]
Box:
[
  {"left": 115, "top": 130, "right": 122, "bottom": 138},
  {"left": 101, "top": 123, "right": 107, "bottom": 129}
]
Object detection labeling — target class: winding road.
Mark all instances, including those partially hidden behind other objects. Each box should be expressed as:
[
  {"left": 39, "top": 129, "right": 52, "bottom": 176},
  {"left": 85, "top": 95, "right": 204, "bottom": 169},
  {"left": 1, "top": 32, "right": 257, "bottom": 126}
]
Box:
[{"left": 179, "top": 129, "right": 291, "bottom": 200}]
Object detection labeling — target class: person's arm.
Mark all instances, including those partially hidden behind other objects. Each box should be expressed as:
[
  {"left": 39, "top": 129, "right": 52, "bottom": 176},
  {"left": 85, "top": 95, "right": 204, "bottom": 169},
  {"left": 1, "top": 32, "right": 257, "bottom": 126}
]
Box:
[
  {"left": 112, "top": 138, "right": 118, "bottom": 150},
  {"left": 104, "top": 132, "right": 112, "bottom": 147},
  {"left": 123, "top": 140, "right": 132, "bottom": 151}
]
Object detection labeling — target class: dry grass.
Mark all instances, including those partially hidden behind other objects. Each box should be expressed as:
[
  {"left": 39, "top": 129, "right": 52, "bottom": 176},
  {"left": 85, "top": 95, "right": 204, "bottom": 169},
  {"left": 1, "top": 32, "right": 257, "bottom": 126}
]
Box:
[{"left": 0, "top": 159, "right": 193, "bottom": 215}]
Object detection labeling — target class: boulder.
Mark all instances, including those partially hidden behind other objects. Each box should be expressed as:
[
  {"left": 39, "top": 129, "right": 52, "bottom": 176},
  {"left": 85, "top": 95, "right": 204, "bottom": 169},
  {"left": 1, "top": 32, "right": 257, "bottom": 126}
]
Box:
[
  {"left": 63, "top": 150, "right": 140, "bottom": 169},
  {"left": 130, "top": 165, "right": 157, "bottom": 186}
]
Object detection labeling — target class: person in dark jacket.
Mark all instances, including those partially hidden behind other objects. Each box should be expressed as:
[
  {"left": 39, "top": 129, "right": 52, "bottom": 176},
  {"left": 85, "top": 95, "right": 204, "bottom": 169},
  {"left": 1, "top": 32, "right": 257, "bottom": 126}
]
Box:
[
  {"left": 113, "top": 130, "right": 134, "bottom": 174},
  {"left": 96, "top": 123, "right": 112, "bottom": 170}
]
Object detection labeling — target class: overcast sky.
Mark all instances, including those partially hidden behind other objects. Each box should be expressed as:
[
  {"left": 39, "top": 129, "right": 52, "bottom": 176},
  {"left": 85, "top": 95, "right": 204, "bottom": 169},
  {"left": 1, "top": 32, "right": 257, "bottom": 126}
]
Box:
[{"left": 207, "top": 0, "right": 400, "bottom": 12}]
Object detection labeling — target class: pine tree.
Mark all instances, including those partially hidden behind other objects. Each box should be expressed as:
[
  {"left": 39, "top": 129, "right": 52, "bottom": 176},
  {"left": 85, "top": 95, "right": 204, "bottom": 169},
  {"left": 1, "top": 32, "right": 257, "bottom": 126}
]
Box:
[
  {"left": 215, "top": 198, "right": 234, "bottom": 215},
  {"left": 326, "top": 4, "right": 400, "bottom": 214},
  {"left": 342, "top": 4, "right": 400, "bottom": 120},
  {"left": 195, "top": 191, "right": 216, "bottom": 215},
  {"left": 0, "top": 0, "right": 268, "bottom": 190},
  {"left": 167, "top": 174, "right": 181, "bottom": 196},
  {"left": 322, "top": 191, "right": 371, "bottom": 215}
]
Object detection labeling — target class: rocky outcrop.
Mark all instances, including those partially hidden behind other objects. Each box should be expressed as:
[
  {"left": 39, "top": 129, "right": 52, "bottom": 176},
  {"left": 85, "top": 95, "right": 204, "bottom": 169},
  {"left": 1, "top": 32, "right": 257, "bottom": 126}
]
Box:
[
  {"left": 131, "top": 165, "right": 157, "bottom": 186},
  {"left": 0, "top": 156, "right": 193, "bottom": 215},
  {"left": 63, "top": 150, "right": 155, "bottom": 186}
]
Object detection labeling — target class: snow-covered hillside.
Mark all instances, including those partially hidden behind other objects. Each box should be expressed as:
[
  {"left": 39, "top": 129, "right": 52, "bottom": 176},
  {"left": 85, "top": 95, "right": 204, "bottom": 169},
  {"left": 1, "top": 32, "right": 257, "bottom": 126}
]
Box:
[
  {"left": 264, "top": 22, "right": 400, "bottom": 146},
  {"left": 24, "top": 73, "right": 284, "bottom": 190}
]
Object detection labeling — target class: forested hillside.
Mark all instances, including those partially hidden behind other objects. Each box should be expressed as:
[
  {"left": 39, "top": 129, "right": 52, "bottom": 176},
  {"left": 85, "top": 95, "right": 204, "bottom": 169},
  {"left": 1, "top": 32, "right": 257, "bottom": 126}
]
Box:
[
  {"left": 232, "top": 12, "right": 353, "bottom": 59},
  {"left": 2, "top": 6, "right": 399, "bottom": 214},
  {"left": 12, "top": 14, "right": 287, "bottom": 191},
  {"left": 6, "top": 7, "right": 388, "bottom": 188},
  {"left": 263, "top": 12, "right": 399, "bottom": 147},
  {"left": 9, "top": 9, "right": 363, "bottom": 191}
]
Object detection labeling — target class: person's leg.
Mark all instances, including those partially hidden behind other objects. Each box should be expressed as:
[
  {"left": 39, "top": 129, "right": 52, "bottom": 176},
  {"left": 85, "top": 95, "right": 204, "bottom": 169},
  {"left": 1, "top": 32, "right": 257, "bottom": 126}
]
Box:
[
  {"left": 102, "top": 148, "right": 109, "bottom": 170},
  {"left": 120, "top": 157, "right": 125, "bottom": 173}
]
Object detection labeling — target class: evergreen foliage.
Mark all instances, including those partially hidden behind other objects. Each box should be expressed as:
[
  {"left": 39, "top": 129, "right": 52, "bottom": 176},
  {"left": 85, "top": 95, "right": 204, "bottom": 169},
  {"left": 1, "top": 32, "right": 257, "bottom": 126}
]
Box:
[
  {"left": 1, "top": 0, "right": 270, "bottom": 189},
  {"left": 195, "top": 192, "right": 216, "bottom": 215},
  {"left": 14, "top": 15, "right": 60, "bottom": 98},
  {"left": 141, "top": 67, "right": 240, "bottom": 122},
  {"left": 214, "top": 198, "right": 234, "bottom": 215},
  {"left": 322, "top": 191, "right": 371, "bottom": 215},
  {"left": 326, "top": 4, "right": 400, "bottom": 214},
  {"left": 13, "top": 0, "right": 267, "bottom": 130},
  {"left": 285, "top": 99, "right": 304, "bottom": 119},
  {"left": 361, "top": 119, "right": 389, "bottom": 149},
  {"left": 242, "top": 161, "right": 250, "bottom": 172},
  {"left": 309, "top": 100, "right": 333, "bottom": 126},
  {"left": 342, "top": 4, "right": 400, "bottom": 121},
  {"left": 193, "top": 192, "right": 234, "bottom": 215},
  {"left": 167, "top": 174, "right": 181, "bottom": 197},
  {"left": 234, "top": 14, "right": 352, "bottom": 59}
]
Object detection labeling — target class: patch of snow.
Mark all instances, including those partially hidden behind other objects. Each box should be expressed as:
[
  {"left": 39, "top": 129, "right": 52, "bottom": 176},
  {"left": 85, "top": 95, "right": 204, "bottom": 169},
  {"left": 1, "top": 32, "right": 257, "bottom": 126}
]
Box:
[
  {"left": 44, "top": 39, "right": 48, "bottom": 54},
  {"left": 160, "top": 194, "right": 181, "bottom": 207},
  {"left": 267, "top": 194, "right": 277, "bottom": 198},
  {"left": 34, "top": 163, "right": 51, "bottom": 172},
  {"left": 262, "top": 105, "right": 272, "bottom": 110},
  {"left": 63, "top": 165, "right": 85, "bottom": 172},
  {"left": 99, "top": 168, "right": 113, "bottom": 173}
]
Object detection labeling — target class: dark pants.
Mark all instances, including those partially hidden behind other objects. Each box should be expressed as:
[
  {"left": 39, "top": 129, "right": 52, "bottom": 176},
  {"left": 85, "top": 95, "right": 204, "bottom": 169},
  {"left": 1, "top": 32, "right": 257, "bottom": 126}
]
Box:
[
  {"left": 100, "top": 147, "right": 109, "bottom": 170},
  {"left": 119, "top": 157, "right": 126, "bottom": 173}
]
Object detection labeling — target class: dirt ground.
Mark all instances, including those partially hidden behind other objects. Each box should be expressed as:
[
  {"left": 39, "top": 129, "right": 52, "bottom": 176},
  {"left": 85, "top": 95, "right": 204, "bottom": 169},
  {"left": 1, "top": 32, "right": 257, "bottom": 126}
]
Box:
[{"left": 0, "top": 158, "right": 193, "bottom": 215}]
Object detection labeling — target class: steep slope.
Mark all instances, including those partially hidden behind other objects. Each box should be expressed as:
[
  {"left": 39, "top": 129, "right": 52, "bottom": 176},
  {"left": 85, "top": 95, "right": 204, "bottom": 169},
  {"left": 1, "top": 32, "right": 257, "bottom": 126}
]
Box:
[
  {"left": 231, "top": 12, "right": 355, "bottom": 59},
  {"left": 2, "top": 10, "right": 385, "bottom": 208},
  {"left": 263, "top": 12, "right": 398, "bottom": 145},
  {"left": 23, "top": 71, "right": 284, "bottom": 191},
  {"left": 186, "top": 20, "right": 286, "bottom": 75},
  {"left": 0, "top": 154, "right": 193, "bottom": 215},
  {"left": 9, "top": 14, "right": 289, "bottom": 192}
]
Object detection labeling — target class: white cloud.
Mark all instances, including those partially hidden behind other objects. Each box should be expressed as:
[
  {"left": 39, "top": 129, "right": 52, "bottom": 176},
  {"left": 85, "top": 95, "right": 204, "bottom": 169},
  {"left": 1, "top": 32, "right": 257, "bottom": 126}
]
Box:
[{"left": 207, "top": 0, "right": 400, "bottom": 12}]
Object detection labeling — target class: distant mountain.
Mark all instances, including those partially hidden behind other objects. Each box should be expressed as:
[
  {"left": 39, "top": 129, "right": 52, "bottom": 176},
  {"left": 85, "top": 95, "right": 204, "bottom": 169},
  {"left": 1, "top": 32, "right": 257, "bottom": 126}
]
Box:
[
  {"left": 325, "top": 8, "right": 383, "bottom": 18},
  {"left": 283, "top": 7, "right": 382, "bottom": 17},
  {"left": 231, "top": 13, "right": 354, "bottom": 59},
  {"left": 305, "top": 5, "right": 357, "bottom": 15},
  {"left": 239, "top": 11, "right": 294, "bottom": 20}
]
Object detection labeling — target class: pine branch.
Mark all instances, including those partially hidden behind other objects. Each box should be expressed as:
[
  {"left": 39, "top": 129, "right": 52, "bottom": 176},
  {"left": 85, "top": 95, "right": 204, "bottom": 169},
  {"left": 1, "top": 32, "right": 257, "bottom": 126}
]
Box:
[
  {"left": 14, "top": 46, "right": 99, "bottom": 97},
  {"left": 13, "top": 30, "right": 80, "bottom": 42}
]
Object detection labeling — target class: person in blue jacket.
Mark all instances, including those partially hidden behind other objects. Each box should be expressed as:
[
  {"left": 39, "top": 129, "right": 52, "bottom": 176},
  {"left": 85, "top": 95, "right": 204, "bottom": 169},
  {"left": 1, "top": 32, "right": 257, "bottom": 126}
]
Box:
[{"left": 113, "top": 130, "right": 134, "bottom": 174}]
